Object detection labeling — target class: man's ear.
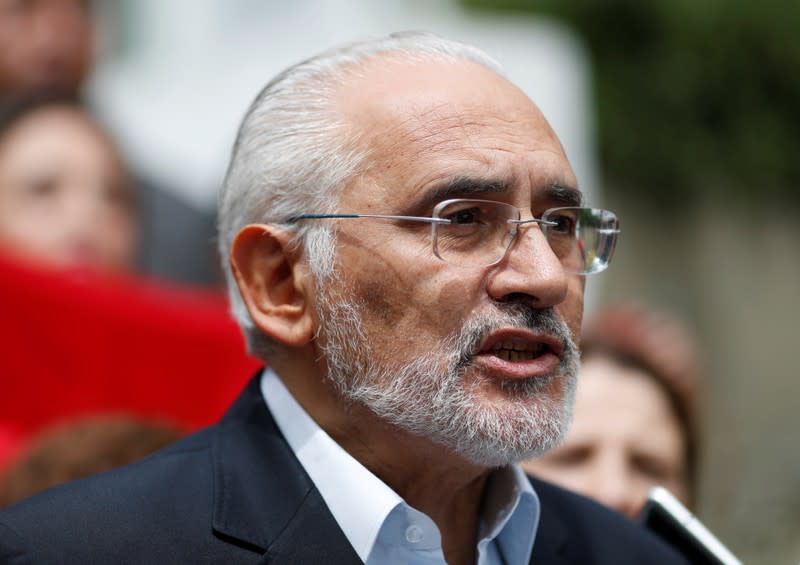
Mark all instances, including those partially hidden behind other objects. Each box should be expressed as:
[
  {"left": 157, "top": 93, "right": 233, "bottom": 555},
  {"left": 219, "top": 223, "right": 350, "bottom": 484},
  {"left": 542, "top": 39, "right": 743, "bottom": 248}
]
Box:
[{"left": 229, "top": 224, "right": 315, "bottom": 347}]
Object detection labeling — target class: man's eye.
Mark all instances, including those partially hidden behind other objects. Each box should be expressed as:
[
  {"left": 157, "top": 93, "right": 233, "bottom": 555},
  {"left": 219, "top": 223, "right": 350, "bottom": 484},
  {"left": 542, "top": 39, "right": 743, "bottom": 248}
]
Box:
[
  {"left": 548, "top": 213, "right": 576, "bottom": 234},
  {"left": 447, "top": 208, "right": 483, "bottom": 225}
]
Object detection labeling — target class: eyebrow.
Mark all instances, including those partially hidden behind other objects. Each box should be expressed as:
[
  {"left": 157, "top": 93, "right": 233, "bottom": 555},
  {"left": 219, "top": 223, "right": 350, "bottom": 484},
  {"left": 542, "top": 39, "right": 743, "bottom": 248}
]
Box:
[
  {"left": 546, "top": 184, "right": 584, "bottom": 208},
  {"left": 414, "top": 175, "right": 583, "bottom": 211},
  {"left": 427, "top": 176, "right": 514, "bottom": 202}
]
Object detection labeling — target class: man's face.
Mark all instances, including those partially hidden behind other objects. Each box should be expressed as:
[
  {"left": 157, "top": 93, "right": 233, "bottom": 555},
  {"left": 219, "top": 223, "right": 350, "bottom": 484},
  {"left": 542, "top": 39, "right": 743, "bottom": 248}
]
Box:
[
  {"left": 0, "top": 0, "right": 93, "bottom": 96},
  {"left": 313, "top": 57, "right": 585, "bottom": 466}
]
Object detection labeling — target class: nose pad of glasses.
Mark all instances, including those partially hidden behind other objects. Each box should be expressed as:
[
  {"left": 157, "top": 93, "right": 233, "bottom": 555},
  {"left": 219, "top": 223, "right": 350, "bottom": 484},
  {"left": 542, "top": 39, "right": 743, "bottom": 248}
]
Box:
[
  {"left": 504, "top": 225, "right": 519, "bottom": 247},
  {"left": 509, "top": 221, "right": 567, "bottom": 270}
]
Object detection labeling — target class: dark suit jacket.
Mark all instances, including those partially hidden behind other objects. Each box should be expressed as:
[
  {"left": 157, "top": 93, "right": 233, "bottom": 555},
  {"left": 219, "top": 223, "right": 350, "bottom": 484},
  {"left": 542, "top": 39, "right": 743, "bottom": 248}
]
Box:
[{"left": 0, "top": 375, "right": 688, "bottom": 564}]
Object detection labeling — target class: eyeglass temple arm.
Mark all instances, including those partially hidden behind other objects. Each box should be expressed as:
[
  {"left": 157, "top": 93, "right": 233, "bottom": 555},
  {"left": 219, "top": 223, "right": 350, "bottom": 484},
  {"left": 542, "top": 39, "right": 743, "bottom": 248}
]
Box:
[
  {"left": 509, "top": 218, "right": 558, "bottom": 227},
  {"left": 285, "top": 213, "right": 450, "bottom": 224}
]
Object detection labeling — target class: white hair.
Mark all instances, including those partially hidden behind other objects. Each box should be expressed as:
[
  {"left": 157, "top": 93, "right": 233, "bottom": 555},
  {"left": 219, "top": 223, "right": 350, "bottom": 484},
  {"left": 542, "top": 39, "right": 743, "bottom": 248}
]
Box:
[
  {"left": 316, "top": 274, "right": 580, "bottom": 466},
  {"left": 218, "top": 31, "right": 503, "bottom": 357}
]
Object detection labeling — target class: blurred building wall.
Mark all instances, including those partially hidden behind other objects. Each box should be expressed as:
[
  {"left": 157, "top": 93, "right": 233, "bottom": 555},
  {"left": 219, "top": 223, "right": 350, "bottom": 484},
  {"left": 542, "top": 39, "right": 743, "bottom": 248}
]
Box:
[
  {"left": 603, "top": 196, "right": 800, "bottom": 564},
  {"left": 88, "top": 0, "right": 600, "bottom": 211}
]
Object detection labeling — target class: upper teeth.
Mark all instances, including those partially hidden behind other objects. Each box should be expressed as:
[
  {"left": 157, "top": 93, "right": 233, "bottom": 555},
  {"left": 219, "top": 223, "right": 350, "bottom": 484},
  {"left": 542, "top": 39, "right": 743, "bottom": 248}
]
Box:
[
  {"left": 491, "top": 340, "right": 546, "bottom": 355},
  {"left": 495, "top": 349, "right": 539, "bottom": 362}
]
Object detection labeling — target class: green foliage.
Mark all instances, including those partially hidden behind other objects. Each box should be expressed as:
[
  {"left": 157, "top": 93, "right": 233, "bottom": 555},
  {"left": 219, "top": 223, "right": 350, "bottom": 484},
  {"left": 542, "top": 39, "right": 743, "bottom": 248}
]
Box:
[{"left": 461, "top": 0, "right": 800, "bottom": 204}]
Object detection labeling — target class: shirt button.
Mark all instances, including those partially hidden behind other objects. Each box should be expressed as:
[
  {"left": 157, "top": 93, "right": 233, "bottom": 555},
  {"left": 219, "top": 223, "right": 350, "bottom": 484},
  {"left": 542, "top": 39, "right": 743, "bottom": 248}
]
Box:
[{"left": 405, "top": 524, "right": 424, "bottom": 544}]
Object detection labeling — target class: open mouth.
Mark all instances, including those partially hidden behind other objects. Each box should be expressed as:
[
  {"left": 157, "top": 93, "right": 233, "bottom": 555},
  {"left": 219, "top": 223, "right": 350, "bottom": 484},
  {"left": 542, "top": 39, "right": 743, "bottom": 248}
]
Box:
[
  {"left": 474, "top": 330, "right": 564, "bottom": 379},
  {"left": 489, "top": 340, "right": 549, "bottom": 362}
]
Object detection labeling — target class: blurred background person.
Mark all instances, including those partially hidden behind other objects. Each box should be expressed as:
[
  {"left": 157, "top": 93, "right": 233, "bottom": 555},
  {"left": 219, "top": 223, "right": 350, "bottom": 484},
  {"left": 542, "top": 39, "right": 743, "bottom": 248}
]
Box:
[
  {"left": 0, "top": 94, "right": 138, "bottom": 272},
  {"left": 0, "top": 0, "right": 257, "bottom": 489},
  {"left": 0, "top": 0, "right": 218, "bottom": 284},
  {"left": 0, "top": 415, "right": 183, "bottom": 509},
  {"left": 523, "top": 304, "right": 700, "bottom": 519},
  {"left": 0, "top": 0, "right": 92, "bottom": 97}
]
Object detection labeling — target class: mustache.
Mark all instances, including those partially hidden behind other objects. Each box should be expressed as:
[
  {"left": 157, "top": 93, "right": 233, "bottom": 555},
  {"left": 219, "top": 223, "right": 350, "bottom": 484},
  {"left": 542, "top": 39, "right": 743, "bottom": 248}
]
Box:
[{"left": 452, "top": 306, "right": 576, "bottom": 370}]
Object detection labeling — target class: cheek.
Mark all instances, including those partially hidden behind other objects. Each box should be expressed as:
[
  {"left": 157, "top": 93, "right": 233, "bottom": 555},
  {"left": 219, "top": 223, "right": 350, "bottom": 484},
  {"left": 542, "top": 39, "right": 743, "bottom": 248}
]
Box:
[
  {"left": 0, "top": 195, "right": 58, "bottom": 246},
  {"left": 346, "top": 251, "right": 482, "bottom": 347},
  {"left": 354, "top": 273, "right": 406, "bottom": 325},
  {"left": 98, "top": 201, "right": 137, "bottom": 237},
  {"left": 561, "top": 277, "right": 585, "bottom": 342},
  {"left": 664, "top": 479, "right": 691, "bottom": 508},
  {"left": 102, "top": 217, "right": 138, "bottom": 266},
  {"left": 432, "top": 271, "right": 482, "bottom": 319}
]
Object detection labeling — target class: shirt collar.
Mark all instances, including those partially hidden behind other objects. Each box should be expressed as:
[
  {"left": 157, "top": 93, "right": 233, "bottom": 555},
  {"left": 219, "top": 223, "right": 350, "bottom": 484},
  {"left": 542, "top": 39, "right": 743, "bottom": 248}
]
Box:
[
  {"left": 260, "top": 367, "right": 540, "bottom": 564},
  {"left": 480, "top": 464, "right": 539, "bottom": 565},
  {"left": 261, "top": 368, "right": 401, "bottom": 562}
]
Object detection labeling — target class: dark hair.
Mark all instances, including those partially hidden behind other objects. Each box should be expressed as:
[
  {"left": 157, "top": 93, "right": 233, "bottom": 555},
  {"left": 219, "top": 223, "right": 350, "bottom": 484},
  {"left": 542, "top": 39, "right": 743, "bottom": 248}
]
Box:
[
  {"left": 0, "top": 415, "right": 183, "bottom": 508},
  {"left": 0, "top": 91, "right": 86, "bottom": 141},
  {"left": 580, "top": 304, "right": 702, "bottom": 506}
]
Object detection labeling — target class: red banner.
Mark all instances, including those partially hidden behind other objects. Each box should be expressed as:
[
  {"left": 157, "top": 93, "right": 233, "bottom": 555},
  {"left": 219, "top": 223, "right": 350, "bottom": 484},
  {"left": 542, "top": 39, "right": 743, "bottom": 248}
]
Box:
[{"left": 0, "top": 252, "right": 260, "bottom": 468}]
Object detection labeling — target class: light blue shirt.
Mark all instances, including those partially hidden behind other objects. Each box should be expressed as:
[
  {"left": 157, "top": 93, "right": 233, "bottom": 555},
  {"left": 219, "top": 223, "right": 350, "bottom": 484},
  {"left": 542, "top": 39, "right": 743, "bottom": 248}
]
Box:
[{"left": 261, "top": 368, "right": 540, "bottom": 564}]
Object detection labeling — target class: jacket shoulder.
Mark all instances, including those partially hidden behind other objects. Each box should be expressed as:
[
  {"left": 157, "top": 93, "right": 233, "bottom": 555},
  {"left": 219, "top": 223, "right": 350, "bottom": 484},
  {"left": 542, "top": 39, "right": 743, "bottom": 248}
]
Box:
[{"left": 0, "top": 426, "right": 241, "bottom": 564}]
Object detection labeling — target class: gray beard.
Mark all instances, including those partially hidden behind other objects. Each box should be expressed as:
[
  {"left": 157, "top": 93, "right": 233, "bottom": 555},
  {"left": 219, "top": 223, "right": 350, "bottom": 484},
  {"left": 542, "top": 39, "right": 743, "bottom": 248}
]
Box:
[{"left": 314, "top": 283, "right": 579, "bottom": 468}]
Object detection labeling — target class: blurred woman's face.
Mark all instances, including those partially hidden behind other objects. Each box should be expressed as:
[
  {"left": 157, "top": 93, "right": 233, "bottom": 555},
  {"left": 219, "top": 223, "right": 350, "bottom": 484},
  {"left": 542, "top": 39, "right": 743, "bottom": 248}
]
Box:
[
  {"left": 0, "top": 106, "right": 138, "bottom": 272},
  {"left": 522, "top": 354, "right": 689, "bottom": 518}
]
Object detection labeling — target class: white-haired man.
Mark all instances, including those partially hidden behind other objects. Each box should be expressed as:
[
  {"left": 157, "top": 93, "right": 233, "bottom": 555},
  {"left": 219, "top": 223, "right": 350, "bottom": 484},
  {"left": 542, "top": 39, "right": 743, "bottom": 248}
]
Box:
[{"left": 0, "top": 32, "right": 686, "bottom": 564}]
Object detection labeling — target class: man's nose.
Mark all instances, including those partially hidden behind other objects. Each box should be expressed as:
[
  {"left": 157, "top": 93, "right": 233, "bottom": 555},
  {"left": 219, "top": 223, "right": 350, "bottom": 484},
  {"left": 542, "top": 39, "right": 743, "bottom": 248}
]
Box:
[{"left": 486, "top": 224, "right": 568, "bottom": 308}]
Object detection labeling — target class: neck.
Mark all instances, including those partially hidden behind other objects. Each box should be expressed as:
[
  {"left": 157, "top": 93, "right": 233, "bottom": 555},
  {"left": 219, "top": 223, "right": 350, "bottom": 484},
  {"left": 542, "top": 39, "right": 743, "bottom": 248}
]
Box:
[
  {"left": 334, "top": 402, "right": 489, "bottom": 565},
  {"left": 271, "top": 352, "right": 492, "bottom": 565}
]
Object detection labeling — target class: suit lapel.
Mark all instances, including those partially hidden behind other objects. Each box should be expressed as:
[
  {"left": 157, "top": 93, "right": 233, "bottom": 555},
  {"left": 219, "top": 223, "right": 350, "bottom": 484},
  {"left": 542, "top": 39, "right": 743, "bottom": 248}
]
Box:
[
  {"left": 528, "top": 477, "right": 570, "bottom": 564},
  {"left": 258, "top": 487, "right": 363, "bottom": 565},
  {"left": 210, "top": 374, "right": 361, "bottom": 564}
]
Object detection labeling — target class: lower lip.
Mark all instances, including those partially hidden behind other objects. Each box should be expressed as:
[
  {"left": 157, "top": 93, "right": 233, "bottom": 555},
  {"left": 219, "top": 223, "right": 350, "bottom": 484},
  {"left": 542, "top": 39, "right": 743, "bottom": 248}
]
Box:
[{"left": 473, "top": 351, "right": 561, "bottom": 380}]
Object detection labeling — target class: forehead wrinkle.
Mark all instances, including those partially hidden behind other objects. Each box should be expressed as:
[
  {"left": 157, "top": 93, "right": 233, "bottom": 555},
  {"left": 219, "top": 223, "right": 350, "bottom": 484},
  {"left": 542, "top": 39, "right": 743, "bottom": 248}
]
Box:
[
  {"left": 353, "top": 111, "right": 483, "bottom": 196},
  {"left": 406, "top": 105, "right": 528, "bottom": 152},
  {"left": 338, "top": 58, "right": 575, "bottom": 207},
  {"left": 382, "top": 103, "right": 489, "bottom": 161}
]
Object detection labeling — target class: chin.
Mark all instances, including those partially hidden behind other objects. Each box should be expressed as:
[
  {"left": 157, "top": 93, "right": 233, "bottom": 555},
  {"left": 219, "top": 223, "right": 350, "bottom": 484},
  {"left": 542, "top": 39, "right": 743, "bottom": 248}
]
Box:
[{"left": 471, "top": 372, "right": 566, "bottom": 402}]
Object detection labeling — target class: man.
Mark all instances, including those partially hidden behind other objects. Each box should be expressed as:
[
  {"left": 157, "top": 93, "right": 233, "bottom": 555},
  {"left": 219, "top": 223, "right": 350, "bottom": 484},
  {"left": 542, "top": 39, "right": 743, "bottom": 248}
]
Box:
[{"left": 0, "top": 32, "right": 685, "bottom": 564}]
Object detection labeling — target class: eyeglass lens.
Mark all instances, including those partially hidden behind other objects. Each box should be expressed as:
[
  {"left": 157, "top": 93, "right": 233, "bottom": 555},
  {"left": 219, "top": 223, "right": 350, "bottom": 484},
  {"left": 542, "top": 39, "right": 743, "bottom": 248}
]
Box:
[{"left": 432, "top": 199, "right": 618, "bottom": 274}]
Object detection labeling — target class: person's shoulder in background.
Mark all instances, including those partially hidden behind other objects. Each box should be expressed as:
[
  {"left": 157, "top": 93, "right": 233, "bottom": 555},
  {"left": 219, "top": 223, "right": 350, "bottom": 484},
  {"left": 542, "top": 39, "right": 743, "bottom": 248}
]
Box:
[{"left": 135, "top": 176, "right": 220, "bottom": 286}]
